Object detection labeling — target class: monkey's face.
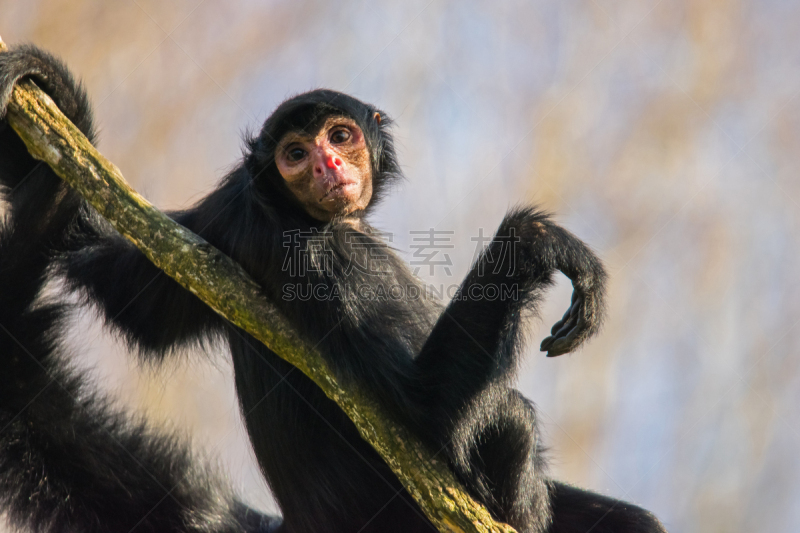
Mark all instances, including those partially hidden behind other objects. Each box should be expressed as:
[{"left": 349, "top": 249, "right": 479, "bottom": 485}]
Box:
[{"left": 275, "top": 116, "right": 373, "bottom": 221}]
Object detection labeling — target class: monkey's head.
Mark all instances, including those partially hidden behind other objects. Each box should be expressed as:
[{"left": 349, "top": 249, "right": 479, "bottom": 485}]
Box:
[{"left": 248, "top": 90, "right": 401, "bottom": 222}]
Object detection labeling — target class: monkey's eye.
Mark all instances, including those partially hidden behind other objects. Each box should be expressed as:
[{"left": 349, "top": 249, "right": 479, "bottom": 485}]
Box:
[
  {"left": 330, "top": 129, "right": 351, "bottom": 144},
  {"left": 286, "top": 147, "right": 307, "bottom": 162}
]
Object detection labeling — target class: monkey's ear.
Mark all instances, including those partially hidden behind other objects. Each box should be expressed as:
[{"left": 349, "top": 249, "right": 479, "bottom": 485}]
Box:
[{"left": 373, "top": 112, "right": 382, "bottom": 125}]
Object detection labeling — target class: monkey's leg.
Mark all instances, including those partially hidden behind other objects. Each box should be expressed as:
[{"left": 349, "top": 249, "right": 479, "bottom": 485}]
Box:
[
  {"left": 444, "top": 389, "right": 551, "bottom": 533},
  {"left": 547, "top": 482, "right": 667, "bottom": 533}
]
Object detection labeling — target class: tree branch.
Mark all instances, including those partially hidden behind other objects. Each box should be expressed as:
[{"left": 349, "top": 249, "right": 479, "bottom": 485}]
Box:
[{"left": 0, "top": 37, "right": 516, "bottom": 533}]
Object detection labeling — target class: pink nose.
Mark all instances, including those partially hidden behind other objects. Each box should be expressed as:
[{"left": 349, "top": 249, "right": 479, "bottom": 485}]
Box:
[{"left": 326, "top": 155, "right": 343, "bottom": 169}]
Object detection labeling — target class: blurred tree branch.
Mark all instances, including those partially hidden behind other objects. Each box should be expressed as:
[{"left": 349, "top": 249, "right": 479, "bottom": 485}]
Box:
[{"left": 0, "top": 37, "right": 516, "bottom": 533}]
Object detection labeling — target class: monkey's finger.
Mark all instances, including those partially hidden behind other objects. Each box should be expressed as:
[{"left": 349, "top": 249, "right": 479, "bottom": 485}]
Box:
[
  {"left": 550, "top": 315, "right": 566, "bottom": 336},
  {"left": 542, "top": 309, "right": 580, "bottom": 351},
  {"left": 541, "top": 319, "right": 575, "bottom": 352},
  {"left": 540, "top": 336, "right": 554, "bottom": 351},
  {"left": 570, "top": 288, "right": 581, "bottom": 305},
  {"left": 545, "top": 317, "right": 586, "bottom": 357},
  {"left": 551, "top": 309, "right": 580, "bottom": 340},
  {"left": 550, "top": 296, "right": 581, "bottom": 335},
  {"left": 550, "top": 303, "right": 573, "bottom": 334},
  {"left": 545, "top": 336, "right": 573, "bottom": 356},
  {"left": 546, "top": 341, "right": 572, "bottom": 357},
  {"left": 545, "top": 345, "right": 570, "bottom": 357}
]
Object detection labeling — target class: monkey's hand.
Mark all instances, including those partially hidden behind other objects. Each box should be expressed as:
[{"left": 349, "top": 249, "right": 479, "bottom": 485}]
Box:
[
  {"left": 503, "top": 207, "right": 607, "bottom": 357},
  {"left": 0, "top": 44, "right": 95, "bottom": 191},
  {"left": 540, "top": 280, "right": 604, "bottom": 357},
  {"left": 1, "top": 46, "right": 72, "bottom": 118}
]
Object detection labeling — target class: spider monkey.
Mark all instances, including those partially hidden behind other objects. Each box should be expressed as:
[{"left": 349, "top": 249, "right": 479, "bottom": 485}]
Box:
[{"left": 0, "top": 44, "right": 667, "bottom": 533}]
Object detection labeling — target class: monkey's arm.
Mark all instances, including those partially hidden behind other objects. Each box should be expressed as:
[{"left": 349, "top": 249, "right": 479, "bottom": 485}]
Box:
[
  {"left": 61, "top": 227, "right": 227, "bottom": 355},
  {"left": 59, "top": 171, "right": 265, "bottom": 356},
  {"left": 414, "top": 207, "right": 606, "bottom": 420}
]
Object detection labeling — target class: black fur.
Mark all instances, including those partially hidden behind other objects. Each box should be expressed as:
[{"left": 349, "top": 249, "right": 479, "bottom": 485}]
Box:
[
  {"left": 0, "top": 44, "right": 667, "bottom": 533},
  {"left": 0, "top": 46, "right": 281, "bottom": 533}
]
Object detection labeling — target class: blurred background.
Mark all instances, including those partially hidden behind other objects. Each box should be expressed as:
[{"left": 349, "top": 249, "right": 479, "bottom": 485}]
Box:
[{"left": 2, "top": 1, "right": 800, "bottom": 531}]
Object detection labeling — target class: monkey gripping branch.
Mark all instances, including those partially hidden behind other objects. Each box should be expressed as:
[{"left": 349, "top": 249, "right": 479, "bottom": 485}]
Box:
[{"left": 0, "top": 37, "right": 516, "bottom": 533}]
